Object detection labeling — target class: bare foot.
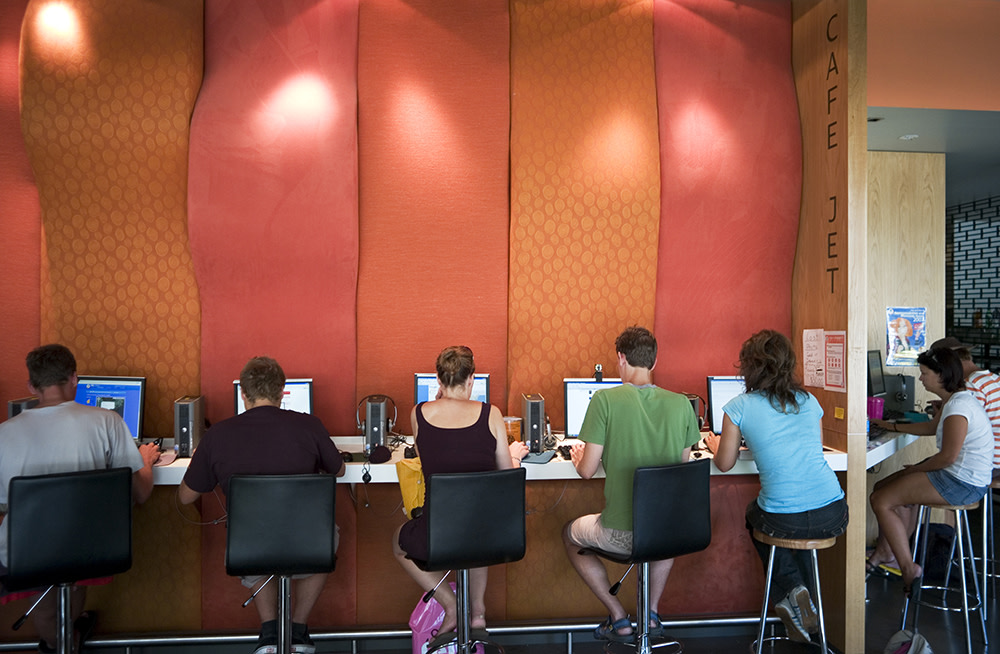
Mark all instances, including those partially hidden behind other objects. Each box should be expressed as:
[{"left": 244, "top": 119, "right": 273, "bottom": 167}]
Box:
[
  {"left": 437, "top": 611, "right": 457, "bottom": 638},
  {"left": 471, "top": 613, "right": 487, "bottom": 630}
]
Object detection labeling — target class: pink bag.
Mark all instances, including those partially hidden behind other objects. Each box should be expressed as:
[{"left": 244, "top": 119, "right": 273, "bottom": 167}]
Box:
[{"left": 408, "top": 583, "right": 482, "bottom": 654}]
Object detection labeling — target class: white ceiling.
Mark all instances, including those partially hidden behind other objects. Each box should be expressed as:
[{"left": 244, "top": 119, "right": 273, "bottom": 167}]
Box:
[{"left": 867, "top": 107, "right": 1000, "bottom": 208}]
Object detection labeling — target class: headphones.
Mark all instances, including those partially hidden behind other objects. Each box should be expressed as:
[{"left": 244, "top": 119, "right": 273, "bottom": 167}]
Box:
[{"left": 356, "top": 394, "right": 397, "bottom": 435}]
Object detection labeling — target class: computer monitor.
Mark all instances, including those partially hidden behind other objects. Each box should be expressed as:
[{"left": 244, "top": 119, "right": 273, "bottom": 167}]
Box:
[
  {"left": 74, "top": 376, "right": 146, "bottom": 441},
  {"left": 234, "top": 378, "right": 314, "bottom": 415},
  {"left": 563, "top": 378, "right": 623, "bottom": 438},
  {"left": 413, "top": 373, "right": 490, "bottom": 405},
  {"left": 706, "top": 376, "right": 746, "bottom": 435},
  {"left": 867, "top": 349, "right": 886, "bottom": 396}
]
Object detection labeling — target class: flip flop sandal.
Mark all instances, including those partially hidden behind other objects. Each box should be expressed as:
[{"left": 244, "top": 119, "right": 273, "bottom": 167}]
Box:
[
  {"left": 648, "top": 611, "right": 665, "bottom": 638},
  {"left": 427, "top": 630, "right": 457, "bottom": 652},
  {"left": 594, "top": 615, "right": 633, "bottom": 643}
]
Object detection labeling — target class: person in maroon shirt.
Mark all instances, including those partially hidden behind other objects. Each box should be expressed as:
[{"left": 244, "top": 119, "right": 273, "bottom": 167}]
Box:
[{"left": 178, "top": 356, "right": 344, "bottom": 654}]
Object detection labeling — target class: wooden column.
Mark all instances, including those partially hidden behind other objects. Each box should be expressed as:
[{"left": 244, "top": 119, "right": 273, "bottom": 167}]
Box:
[{"left": 790, "top": 1, "right": 867, "bottom": 652}]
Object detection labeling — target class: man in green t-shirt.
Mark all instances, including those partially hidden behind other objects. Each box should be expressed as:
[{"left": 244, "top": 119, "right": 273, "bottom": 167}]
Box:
[{"left": 562, "top": 326, "right": 701, "bottom": 642}]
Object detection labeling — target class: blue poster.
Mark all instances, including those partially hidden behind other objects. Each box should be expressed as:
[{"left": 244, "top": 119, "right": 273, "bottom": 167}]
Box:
[{"left": 886, "top": 307, "right": 927, "bottom": 367}]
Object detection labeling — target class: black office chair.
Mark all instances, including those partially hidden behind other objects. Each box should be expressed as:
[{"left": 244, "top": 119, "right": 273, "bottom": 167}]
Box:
[
  {"left": 411, "top": 467, "right": 527, "bottom": 654},
  {"left": 225, "top": 474, "right": 338, "bottom": 654},
  {"left": 580, "top": 459, "right": 712, "bottom": 654},
  {"left": 6, "top": 467, "right": 133, "bottom": 654}
]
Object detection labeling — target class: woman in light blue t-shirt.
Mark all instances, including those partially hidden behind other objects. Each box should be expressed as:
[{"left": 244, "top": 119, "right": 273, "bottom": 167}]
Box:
[{"left": 714, "top": 330, "right": 847, "bottom": 644}]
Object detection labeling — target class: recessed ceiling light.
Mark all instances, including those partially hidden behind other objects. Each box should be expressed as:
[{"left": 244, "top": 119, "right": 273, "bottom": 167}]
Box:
[
  {"left": 899, "top": 134, "right": 919, "bottom": 141},
  {"left": 868, "top": 116, "right": 884, "bottom": 123}
]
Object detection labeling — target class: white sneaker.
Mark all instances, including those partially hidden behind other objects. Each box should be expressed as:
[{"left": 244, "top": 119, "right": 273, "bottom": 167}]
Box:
[
  {"left": 789, "top": 585, "right": 818, "bottom": 634},
  {"left": 774, "top": 596, "right": 810, "bottom": 643}
]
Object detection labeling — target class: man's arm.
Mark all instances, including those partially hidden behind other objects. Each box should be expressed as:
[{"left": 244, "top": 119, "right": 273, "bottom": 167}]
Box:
[
  {"left": 571, "top": 441, "right": 603, "bottom": 479},
  {"left": 177, "top": 480, "right": 202, "bottom": 505},
  {"left": 132, "top": 442, "right": 159, "bottom": 504}
]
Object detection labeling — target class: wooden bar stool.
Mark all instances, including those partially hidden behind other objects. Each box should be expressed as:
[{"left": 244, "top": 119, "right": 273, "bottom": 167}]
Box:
[
  {"left": 903, "top": 501, "right": 987, "bottom": 654},
  {"left": 752, "top": 531, "right": 836, "bottom": 654}
]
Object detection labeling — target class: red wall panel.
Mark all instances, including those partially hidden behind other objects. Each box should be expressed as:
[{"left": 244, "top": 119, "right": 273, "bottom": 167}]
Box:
[
  {"left": 653, "top": 0, "right": 802, "bottom": 395},
  {"left": 356, "top": 0, "right": 510, "bottom": 434},
  {"left": 0, "top": 1, "right": 41, "bottom": 404},
  {"left": 188, "top": 0, "right": 360, "bottom": 436}
]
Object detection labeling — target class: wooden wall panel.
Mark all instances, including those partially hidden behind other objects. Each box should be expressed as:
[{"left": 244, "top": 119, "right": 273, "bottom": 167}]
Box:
[
  {"left": 864, "top": 150, "right": 945, "bottom": 537},
  {"left": 790, "top": 0, "right": 867, "bottom": 651}
]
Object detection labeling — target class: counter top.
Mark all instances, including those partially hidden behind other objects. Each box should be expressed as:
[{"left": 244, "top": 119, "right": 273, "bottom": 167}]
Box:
[{"left": 151, "top": 433, "right": 862, "bottom": 486}]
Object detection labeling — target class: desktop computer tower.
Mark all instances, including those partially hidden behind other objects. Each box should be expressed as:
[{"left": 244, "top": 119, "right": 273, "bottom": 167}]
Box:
[
  {"left": 522, "top": 393, "right": 545, "bottom": 453},
  {"left": 7, "top": 396, "right": 38, "bottom": 419},
  {"left": 174, "top": 395, "right": 205, "bottom": 457},
  {"left": 364, "top": 396, "right": 388, "bottom": 455}
]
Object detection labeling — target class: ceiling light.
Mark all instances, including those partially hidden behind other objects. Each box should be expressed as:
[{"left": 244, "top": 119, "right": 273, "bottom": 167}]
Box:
[{"left": 899, "top": 134, "right": 919, "bottom": 141}]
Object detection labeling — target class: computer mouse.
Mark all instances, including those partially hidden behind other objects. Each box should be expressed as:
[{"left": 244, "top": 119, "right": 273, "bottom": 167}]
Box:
[{"left": 341, "top": 451, "right": 354, "bottom": 463}]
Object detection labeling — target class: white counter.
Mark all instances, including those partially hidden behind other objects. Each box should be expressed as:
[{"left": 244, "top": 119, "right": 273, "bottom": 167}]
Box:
[{"left": 151, "top": 433, "right": 869, "bottom": 486}]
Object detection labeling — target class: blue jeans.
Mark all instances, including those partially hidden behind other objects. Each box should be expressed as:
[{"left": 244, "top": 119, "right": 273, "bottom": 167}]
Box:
[{"left": 745, "top": 497, "right": 849, "bottom": 600}]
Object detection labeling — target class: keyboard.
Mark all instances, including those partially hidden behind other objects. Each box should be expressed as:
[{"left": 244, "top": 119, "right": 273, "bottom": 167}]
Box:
[{"left": 882, "top": 408, "right": 905, "bottom": 421}]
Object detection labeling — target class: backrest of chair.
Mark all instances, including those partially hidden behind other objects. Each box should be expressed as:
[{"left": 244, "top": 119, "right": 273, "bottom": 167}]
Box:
[
  {"left": 630, "top": 458, "right": 712, "bottom": 562},
  {"left": 6, "top": 467, "right": 133, "bottom": 591},
  {"left": 424, "top": 467, "right": 526, "bottom": 571},
  {"left": 225, "top": 474, "right": 337, "bottom": 577}
]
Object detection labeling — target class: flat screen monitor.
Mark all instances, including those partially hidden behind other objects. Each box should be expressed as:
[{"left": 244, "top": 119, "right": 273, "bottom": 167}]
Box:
[
  {"left": 867, "top": 349, "right": 886, "bottom": 396},
  {"left": 74, "top": 375, "right": 146, "bottom": 441},
  {"left": 563, "top": 378, "right": 623, "bottom": 438},
  {"left": 414, "top": 373, "right": 490, "bottom": 405},
  {"left": 706, "top": 376, "right": 745, "bottom": 435},
  {"left": 234, "top": 378, "right": 313, "bottom": 415}
]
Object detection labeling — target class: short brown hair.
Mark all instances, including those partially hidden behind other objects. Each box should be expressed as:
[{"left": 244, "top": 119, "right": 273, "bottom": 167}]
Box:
[
  {"left": 239, "top": 356, "right": 286, "bottom": 404},
  {"left": 26, "top": 344, "right": 77, "bottom": 390},
  {"left": 436, "top": 346, "right": 475, "bottom": 389},
  {"left": 615, "top": 326, "right": 657, "bottom": 369}
]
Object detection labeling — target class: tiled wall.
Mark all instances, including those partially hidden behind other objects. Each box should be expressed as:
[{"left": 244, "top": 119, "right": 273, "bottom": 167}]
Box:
[{"left": 946, "top": 195, "right": 1000, "bottom": 370}]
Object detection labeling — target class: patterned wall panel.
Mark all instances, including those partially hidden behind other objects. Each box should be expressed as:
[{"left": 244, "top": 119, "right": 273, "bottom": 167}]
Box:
[
  {"left": 652, "top": 0, "right": 801, "bottom": 395},
  {"left": 0, "top": 1, "right": 41, "bottom": 405},
  {"left": 14, "top": 0, "right": 204, "bottom": 632},
  {"left": 356, "top": 0, "right": 511, "bottom": 434},
  {"left": 508, "top": 0, "right": 661, "bottom": 427},
  {"left": 18, "top": 0, "right": 203, "bottom": 439},
  {"left": 187, "top": 0, "right": 360, "bottom": 436}
]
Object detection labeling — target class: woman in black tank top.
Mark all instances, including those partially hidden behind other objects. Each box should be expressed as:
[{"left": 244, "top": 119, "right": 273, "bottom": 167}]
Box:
[{"left": 392, "top": 346, "right": 527, "bottom": 641}]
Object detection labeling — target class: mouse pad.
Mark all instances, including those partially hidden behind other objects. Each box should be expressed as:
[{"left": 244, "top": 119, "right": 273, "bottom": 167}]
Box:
[{"left": 521, "top": 451, "right": 556, "bottom": 464}]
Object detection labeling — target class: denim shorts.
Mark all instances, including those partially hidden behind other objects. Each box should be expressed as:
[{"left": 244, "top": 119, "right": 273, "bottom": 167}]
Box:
[{"left": 926, "top": 469, "right": 988, "bottom": 506}]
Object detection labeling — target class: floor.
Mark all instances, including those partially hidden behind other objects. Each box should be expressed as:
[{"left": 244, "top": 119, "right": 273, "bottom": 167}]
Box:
[{"left": 6, "top": 506, "right": 999, "bottom": 654}]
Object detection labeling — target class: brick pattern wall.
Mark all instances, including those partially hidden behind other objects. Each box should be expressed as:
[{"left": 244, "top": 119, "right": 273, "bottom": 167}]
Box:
[{"left": 947, "top": 195, "right": 1000, "bottom": 370}]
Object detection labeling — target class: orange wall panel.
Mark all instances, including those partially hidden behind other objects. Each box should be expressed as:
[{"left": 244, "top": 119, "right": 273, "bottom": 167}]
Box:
[
  {"left": 0, "top": 1, "right": 41, "bottom": 405},
  {"left": 653, "top": 0, "right": 801, "bottom": 394},
  {"left": 188, "top": 0, "right": 360, "bottom": 435},
  {"left": 868, "top": 0, "right": 1000, "bottom": 111},
  {"left": 18, "top": 0, "right": 203, "bottom": 440},
  {"left": 356, "top": 0, "right": 511, "bottom": 432},
  {"left": 509, "top": 0, "right": 661, "bottom": 427}
]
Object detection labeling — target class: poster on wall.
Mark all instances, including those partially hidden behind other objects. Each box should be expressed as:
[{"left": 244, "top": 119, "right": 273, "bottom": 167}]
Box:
[
  {"left": 824, "top": 331, "right": 847, "bottom": 393},
  {"left": 886, "top": 307, "right": 927, "bottom": 367},
  {"left": 802, "top": 328, "right": 825, "bottom": 388}
]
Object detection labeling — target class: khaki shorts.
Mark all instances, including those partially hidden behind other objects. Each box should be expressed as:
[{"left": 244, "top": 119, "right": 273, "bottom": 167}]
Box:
[
  {"left": 241, "top": 524, "right": 340, "bottom": 589},
  {"left": 566, "top": 513, "right": 632, "bottom": 556}
]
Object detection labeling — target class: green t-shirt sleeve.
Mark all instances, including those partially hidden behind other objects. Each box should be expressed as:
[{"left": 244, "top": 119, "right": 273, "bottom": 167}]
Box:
[{"left": 579, "top": 390, "right": 608, "bottom": 446}]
